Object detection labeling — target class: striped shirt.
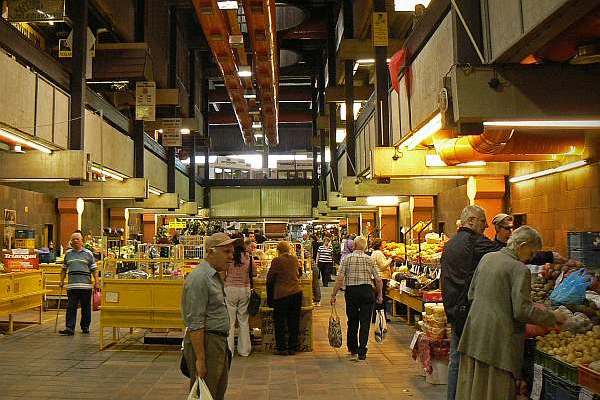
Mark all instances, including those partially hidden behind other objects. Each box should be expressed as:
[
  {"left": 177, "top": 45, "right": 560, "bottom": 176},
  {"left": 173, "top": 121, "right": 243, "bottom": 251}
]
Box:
[
  {"left": 62, "top": 248, "right": 97, "bottom": 290},
  {"left": 317, "top": 245, "right": 334, "bottom": 264},
  {"left": 339, "top": 250, "right": 379, "bottom": 287}
]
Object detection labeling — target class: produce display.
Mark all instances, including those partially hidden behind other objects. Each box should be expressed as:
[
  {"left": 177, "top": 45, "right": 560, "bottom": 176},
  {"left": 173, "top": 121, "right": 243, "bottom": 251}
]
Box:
[
  {"left": 537, "top": 327, "right": 600, "bottom": 367},
  {"left": 419, "top": 303, "right": 449, "bottom": 340},
  {"left": 383, "top": 241, "right": 444, "bottom": 265}
]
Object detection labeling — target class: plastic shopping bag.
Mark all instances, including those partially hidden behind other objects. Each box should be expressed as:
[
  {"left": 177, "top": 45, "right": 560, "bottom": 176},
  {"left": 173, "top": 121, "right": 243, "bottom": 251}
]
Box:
[
  {"left": 328, "top": 305, "right": 343, "bottom": 348},
  {"left": 92, "top": 288, "right": 101, "bottom": 311},
  {"left": 549, "top": 268, "right": 592, "bottom": 306},
  {"left": 374, "top": 309, "right": 387, "bottom": 343},
  {"left": 187, "top": 379, "right": 213, "bottom": 400}
]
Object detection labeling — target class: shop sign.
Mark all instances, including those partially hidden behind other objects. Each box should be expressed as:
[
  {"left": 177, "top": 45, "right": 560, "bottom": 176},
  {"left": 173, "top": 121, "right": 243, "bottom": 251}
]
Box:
[
  {"left": 372, "top": 12, "right": 389, "bottom": 47},
  {"left": 161, "top": 118, "right": 182, "bottom": 147},
  {"left": 2, "top": 251, "right": 39, "bottom": 271},
  {"left": 12, "top": 23, "right": 46, "bottom": 49},
  {"left": 168, "top": 221, "right": 186, "bottom": 229},
  {"left": 7, "top": 0, "right": 66, "bottom": 23},
  {"left": 135, "top": 81, "right": 156, "bottom": 121}
]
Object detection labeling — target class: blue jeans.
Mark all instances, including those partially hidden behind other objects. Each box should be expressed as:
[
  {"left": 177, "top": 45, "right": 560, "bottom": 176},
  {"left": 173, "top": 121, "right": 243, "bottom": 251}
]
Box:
[{"left": 447, "top": 331, "right": 460, "bottom": 400}]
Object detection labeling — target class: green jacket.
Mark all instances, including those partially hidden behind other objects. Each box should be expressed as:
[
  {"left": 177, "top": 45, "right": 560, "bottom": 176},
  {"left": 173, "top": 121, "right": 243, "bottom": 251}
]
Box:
[{"left": 458, "top": 248, "right": 556, "bottom": 376}]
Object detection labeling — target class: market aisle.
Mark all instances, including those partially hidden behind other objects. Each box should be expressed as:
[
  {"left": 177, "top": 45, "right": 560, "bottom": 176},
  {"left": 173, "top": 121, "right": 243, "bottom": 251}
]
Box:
[{"left": 0, "top": 289, "right": 444, "bottom": 400}]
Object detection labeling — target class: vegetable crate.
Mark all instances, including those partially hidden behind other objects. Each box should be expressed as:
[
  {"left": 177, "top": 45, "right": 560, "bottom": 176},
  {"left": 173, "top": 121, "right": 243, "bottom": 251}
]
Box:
[
  {"left": 579, "top": 364, "right": 600, "bottom": 394},
  {"left": 542, "top": 369, "right": 580, "bottom": 400},
  {"left": 535, "top": 349, "right": 579, "bottom": 385}
]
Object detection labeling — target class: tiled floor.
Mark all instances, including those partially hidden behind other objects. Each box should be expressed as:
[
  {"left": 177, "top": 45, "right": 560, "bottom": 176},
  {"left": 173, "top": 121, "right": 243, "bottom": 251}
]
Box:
[{"left": 0, "top": 287, "right": 445, "bottom": 399}]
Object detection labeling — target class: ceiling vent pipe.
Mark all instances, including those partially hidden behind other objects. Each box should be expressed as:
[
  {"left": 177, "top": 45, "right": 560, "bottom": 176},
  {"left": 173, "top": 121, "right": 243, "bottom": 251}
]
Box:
[
  {"left": 193, "top": 0, "right": 254, "bottom": 144},
  {"left": 244, "top": 0, "right": 280, "bottom": 146},
  {"left": 433, "top": 129, "right": 585, "bottom": 165}
]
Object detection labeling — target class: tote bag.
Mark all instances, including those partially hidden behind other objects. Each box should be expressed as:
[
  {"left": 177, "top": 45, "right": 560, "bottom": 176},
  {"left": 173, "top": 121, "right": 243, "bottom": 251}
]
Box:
[
  {"left": 328, "top": 305, "right": 343, "bottom": 348},
  {"left": 187, "top": 378, "right": 213, "bottom": 400}
]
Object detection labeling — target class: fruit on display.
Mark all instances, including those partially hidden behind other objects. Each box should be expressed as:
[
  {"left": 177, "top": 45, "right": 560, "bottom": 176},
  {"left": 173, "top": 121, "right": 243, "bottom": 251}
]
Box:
[
  {"left": 264, "top": 248, "right": 277, "bottom": 260},
  {"left": 383, "top": 241, "right": 444, "bottom": 264},
  {"left": 530, "top": 275, "right": 556, "bottom": 305},
  {"left": 0, "top": 261, "right": 4, "bottom": 273},
  {"left": 537, "top": 327, "right": 600, "bottom": 366}
]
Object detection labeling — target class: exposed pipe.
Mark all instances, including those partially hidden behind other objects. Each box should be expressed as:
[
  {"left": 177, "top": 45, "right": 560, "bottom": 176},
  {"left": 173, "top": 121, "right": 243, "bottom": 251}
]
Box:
[
  {"left": 433, "top": 129, "right": 585, "bottom": 165},
  {"left": 244, "top": 0, "right": 280, "bottom": 146},
  {"left": 192, "top": 0, "right": 254, "bottom": 144},
  {"left": 209, "top": 110, "right": 312, "bottom": 125}
]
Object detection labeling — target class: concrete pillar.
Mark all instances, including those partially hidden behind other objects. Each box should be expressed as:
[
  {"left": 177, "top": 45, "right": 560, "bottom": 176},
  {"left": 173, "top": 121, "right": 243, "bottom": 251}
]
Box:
[
  {"left": 58, "top": 199, "right": 81, "bottom": 250},
  {"left": 142, "top": 214, "right": 156, "bottom": 243}
]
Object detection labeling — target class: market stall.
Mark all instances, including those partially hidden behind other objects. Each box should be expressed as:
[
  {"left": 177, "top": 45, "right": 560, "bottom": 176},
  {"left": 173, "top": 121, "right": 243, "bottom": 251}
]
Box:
[{"left": 0, "top": 270, "right": 48, "bottom": 334}]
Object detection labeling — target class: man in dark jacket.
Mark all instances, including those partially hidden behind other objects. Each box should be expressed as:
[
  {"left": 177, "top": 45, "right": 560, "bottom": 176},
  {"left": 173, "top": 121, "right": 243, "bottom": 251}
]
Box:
[{"left": 442, "top": 205, "right": 501, "bottom": 400}]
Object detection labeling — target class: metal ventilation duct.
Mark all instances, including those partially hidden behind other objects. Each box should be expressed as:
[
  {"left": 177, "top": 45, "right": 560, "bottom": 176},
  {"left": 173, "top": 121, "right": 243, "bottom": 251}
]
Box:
[{"left": 275, "top": 4, "right": 307, "bottom": 31}]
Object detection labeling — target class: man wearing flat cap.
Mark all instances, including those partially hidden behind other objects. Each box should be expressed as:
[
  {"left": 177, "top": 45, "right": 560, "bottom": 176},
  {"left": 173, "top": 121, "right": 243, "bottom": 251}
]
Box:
[
  {"left": 182, "top": 233, "right": 236, "bottom": 400},
  {"left": 491, "top": 213, "right": 566, "bottom": 265}
]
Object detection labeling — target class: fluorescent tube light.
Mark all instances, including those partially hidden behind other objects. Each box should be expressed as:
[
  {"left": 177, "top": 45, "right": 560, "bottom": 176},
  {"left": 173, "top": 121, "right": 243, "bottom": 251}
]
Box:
[
  {"left": 336, "top": 128, "right": 346, "bottom": 143},
  {"left": 238, "top": 66, "right": 252, "bottom": 77},
  {"left": 402, "top": 113, "right": 442, "bottom": 150},
  {"left": 252, "top": 122, "right": 262, "bottom": 129},
  {"left": 217, "top": 1, "right": 238, "bottom": 10},
  {"left": 356, "top": 59, "right": 376, "bottom": 64},
  {"left": 509, "top": 160, "right": 588, "bottom": 183},
  {"left": 366, "top": 196, "right": 399, "bottom": 206},
  {"left": 484, "top": 120, "right": 600, "bottom": 128},
  {"left": 254, "top": 133, "right": 264, "bottom": 138},
  {"left": 180, "top": 128, "right": 191, "bottom": 134},
  {"left": 0, "top": 178, "right": 67, "bottom": 182},
  {"left": 244, "top": 93, "right": 257, "bottom": 99},
  {"left": 425, "top": 154, "right": 447, "bottom": 167},
  {"left": 91, "top": 166, "right": 125, "bottom": 181},
  {"left": 149, "top": 187, "right": 164, "bottom": 196},
  {"left": 394, "top": 0, "right": 431, "bottom": 11},
  {"left": 0, "top": 129, "right": 52, "bottom": 154}
]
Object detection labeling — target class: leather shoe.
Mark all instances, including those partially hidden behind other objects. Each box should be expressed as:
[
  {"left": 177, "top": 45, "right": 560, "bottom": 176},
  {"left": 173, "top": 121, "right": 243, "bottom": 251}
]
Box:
[
  {"left": 59, "top": 329, "right": 74, "bottom": 336},
  {"left": 81, "top": 328, "right": 90, "bottom": 334}
]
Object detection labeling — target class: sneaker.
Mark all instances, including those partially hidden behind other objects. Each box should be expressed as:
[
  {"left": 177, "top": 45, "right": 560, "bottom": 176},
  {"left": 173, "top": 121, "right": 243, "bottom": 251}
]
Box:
[
  {"left": 59, "top": 329, "right": 74, "bottom": 336},
  {"left": 357, "top": 354, "right": 367, "bottom": 361},
  {"left": 313, "top": 302, "right": 321, "bottom": 307},
  {"left": 81, "top": 328, "right": 90, "bottom": 334},
  {"left": 347, "top": 353, "right": 358, "bottom": 361}
]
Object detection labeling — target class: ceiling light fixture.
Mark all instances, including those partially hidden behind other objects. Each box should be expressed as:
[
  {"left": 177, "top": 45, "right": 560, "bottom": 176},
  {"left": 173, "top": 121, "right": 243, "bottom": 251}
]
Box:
[
  {"left": 394, "top": 0, "right": 432, "bottom": 12},
  {"left": 483, "top": 120, "right": 600, "bottom": 129},
  {"left": 0, "top": 178, "right": 68, "bottom": 182},
  {"left": 217, "top": 1, "right": 238, "bottom": 10},
  {"left": 366, "top": 196, "right": 399, "bottom": 206},
  {"left": 244, "top": 93, "right": 257, "bottom": 99},
  {"left": 402, "top": 113, "right": 442, "bottom": 150},
  {"left": 238, "top": 66, "right": 252, "bottom": 77},
  {"left": 148, "top": 187, "right": 164, "bottom": 196},
  {"left": 90, "top": 166, "right": 125, "bottom": 181},
  {"left": 254, "top": 133, "right": 264, "bottom": 138},
  {"left": 180, "top": 128, "right": 191, "bottom": 134},
  {"left": 509, "top": 160, "right": 588, "bottom": 183},
  {"left": 252, "top": 122, "right": 262, "bottom": 129},
  {"left": 0, "top": 129, "right": 52, "bottom": 154}
]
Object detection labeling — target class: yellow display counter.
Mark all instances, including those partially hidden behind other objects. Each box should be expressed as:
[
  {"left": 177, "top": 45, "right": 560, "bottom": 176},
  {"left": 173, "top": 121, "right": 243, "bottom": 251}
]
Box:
[
  {"left": 0, "top": 270, "right": 49, "bottom": 334},
  {"left": 388, "top": 288, "right": 424, "bottom": 324}
]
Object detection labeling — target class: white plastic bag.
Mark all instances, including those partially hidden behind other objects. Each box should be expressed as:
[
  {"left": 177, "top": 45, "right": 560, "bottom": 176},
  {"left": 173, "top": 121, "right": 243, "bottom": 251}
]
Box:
[
  {"left": 187, "top": 379, "right": 214, "bottom": 400},
  {"left": 374, "top": 309, "right": 387, "bottom": 343}
]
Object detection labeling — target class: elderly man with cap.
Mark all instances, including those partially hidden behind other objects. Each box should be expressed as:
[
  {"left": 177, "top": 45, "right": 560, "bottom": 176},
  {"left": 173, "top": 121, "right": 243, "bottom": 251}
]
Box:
[
  {"left": 182, "top": 232, "right": 235, "bottom": 400},
  {"left": 491, "top": 213, "right": 566, "bottom": 265}
]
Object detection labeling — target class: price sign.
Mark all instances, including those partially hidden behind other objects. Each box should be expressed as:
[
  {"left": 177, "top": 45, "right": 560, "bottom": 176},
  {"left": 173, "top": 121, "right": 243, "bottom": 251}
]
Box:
[
  {"left": 135, "top": 81, "right": 156, "bottom": 121},
  {"left": 162, "top": 118, "right": 182, "bottom": 147},
  {"left": 168, "top": 221, "right": 186, "bottom": 229},
  {"left": 409, "top": 331, "right": 422, "bottom": 350},
  {"left": 530, "top": 364, "right": 543, "bottom": 400}
]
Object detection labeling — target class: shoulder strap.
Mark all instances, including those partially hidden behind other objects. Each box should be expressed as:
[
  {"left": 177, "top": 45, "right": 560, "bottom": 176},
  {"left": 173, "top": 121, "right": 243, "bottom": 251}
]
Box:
[{"left": 248, "top": 254, "right": 254, "bottom": 289}]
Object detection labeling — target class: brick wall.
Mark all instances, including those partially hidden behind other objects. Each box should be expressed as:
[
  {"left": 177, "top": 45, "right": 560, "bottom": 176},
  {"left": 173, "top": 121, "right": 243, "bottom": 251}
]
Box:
[
  {"left": 510, "top": 162, "right": 600, "bottom": 255},
  {"left": 0, "top": 185, "right": 58, "bottom": 247},
  {"left": 436, "top": 184, "right": 469, "bottom": 238}
]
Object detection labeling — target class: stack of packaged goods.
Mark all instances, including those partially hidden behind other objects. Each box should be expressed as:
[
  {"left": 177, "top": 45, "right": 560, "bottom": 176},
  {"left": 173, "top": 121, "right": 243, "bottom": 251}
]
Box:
[{"left": 412, "top": 303, "right": 451, "bottom": 385}]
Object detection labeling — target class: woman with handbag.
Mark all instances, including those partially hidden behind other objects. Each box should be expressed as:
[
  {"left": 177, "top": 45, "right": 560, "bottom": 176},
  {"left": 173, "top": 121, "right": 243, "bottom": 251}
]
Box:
[{"left": 224, "top": 239, "right": 257, "bottom": 357}]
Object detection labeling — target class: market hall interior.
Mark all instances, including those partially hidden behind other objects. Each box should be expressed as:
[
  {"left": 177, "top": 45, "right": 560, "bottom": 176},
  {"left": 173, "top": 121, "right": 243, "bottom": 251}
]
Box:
[{"left": 1, "top": 0, "right": 600, "bottom": 399}]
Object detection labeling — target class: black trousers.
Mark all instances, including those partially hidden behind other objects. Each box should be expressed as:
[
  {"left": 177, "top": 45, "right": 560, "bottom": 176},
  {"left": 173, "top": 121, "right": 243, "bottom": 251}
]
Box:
[
  {"left": 345, "top": 284, "right": 375, "bottom": 357},
  {"left": 273, "top": 291, "right": 303, "bottom": 352},
  {"left": 318, "top": 262, "right": 333, "bottom": 286},
  {"left": 65, "top": 289, "right": 92, "bottom": 331}
]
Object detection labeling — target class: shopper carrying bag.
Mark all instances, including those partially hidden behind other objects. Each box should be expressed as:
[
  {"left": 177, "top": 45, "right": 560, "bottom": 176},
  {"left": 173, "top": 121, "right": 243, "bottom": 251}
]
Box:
[
  {"left": 187, "top": 378, "right": 214, "bottom": 400},
  {"left": 374, "top": 309, "right": 387, "bottom": 343},
  {"left": 328, "top": 304, "right": 343, "bottom": 348}
]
